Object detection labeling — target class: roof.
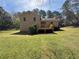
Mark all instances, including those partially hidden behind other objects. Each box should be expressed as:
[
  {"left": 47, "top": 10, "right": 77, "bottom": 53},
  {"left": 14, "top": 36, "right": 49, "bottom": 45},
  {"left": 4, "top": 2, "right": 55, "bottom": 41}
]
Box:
[{"left": 41, "top": 17, "right": 56, "bottom": 21}]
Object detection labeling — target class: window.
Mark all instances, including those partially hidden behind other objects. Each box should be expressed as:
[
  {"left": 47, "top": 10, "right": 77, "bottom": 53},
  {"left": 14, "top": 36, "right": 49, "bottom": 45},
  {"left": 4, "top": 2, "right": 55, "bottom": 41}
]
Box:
[
  {"left": 33, "top": 17, "right": 36, "bottom": 21},
  {"left": 41, "top": 21, "right": 46, "bottom": 24},
  {"left": 51, "top": 22, "right": 53, "bottom": 24},
  {"left": 41, "top": 21, "right": 46, "bottom": 28},
  {"left": 23, "top": 17, "right": 26, "bottom": 21}
]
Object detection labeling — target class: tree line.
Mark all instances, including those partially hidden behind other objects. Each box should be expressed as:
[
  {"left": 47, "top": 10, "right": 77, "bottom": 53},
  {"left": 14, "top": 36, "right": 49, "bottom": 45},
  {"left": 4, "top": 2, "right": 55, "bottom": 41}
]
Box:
[
  {"left": 62, "top": 0, "right": 79, "bottom": 26},
  {"left": 0, "top": 0, "right": 79, "bottom": 30}
]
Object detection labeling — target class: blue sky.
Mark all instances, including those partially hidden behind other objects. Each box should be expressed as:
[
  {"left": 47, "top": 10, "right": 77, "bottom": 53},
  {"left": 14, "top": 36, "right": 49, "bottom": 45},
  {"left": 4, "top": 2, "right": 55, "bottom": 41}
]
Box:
[{"left": 0, "top": 0, "right": 65, "bottom": 13}]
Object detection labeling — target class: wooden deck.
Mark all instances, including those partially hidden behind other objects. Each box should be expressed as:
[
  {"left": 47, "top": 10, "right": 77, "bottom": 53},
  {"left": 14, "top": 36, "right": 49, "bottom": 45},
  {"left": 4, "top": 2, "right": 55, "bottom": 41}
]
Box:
[{"left": 37, "top": 28, "right": 54, "bottom": 33}]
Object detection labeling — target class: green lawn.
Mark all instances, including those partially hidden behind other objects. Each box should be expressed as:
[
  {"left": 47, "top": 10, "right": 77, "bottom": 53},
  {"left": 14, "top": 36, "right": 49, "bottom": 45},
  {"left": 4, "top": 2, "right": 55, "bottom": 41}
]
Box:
[{"left": 0, "top": 27, "right": 79, "bottom": 59}]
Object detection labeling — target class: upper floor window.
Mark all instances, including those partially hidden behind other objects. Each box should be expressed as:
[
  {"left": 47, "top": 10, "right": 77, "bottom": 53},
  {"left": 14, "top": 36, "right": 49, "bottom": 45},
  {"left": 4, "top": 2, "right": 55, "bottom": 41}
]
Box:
[{"left": 23, "top": 17, "right": 26, "bottom": 21}]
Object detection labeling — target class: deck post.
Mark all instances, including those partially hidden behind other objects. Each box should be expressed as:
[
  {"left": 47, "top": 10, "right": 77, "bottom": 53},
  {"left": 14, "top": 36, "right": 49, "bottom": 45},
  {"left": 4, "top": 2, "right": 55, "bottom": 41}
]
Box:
[{"left": 44, "top": 29, "right": 46, "bottom": 33}]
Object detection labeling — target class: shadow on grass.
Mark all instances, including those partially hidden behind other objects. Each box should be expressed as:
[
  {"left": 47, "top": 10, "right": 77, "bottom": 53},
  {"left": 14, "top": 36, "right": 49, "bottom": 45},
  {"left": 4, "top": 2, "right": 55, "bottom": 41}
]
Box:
[
  {"left": 12, "top": 29, "right": 64, "bottom": 35},
  {"left": 11, "top": 32, "right": 57, "bottom": 36},
  {"left": 73, "top": 26, "right": 79, "bottom": 28},
  {"left": 12, "top": 32, "right": 29, "bottom": 35},
  {"left": 54, "top": 29, "right": 64, "bottom": 31}
]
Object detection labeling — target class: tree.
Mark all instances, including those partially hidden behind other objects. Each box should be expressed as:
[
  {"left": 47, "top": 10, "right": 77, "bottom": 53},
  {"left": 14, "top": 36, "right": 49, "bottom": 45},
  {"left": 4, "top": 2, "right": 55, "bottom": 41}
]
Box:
[
  {"left": 0, "top": 6, "right": 13, "bottom": 30},
  {"left": 47, "top": 10, "right": 54, "bottom": 18},
  {"left": 33, "top": 8, "right": 39, "bottom": 14},
  {"left": 39, "top": 10, "right": 46, "bottom": 18},
  {"left": 52, "top": 11, "right": 61, "bottom": 17},
  {"left": 13, "top": 12, "right": 21, "bottom": 29},
  {"left": 71, "top": 0, "right": 79, "bottom": 11},
  {"left": 62, "top": 0, "right": 79, "bottom": 26},
  {"left": 71, "top": 0, "right": 79, "bottom": 25},
  {"left": 62, "top": 0, "right": 70, "bottom": 10}
]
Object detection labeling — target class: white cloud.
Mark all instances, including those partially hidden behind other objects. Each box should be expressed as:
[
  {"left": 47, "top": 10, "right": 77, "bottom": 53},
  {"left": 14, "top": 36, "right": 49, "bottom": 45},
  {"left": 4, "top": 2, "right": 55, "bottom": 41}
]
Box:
[
  {"left": 0, "top": 0, "right": 51, "bottom": 12},
  {"left": 0, "top": 0, "right": 65, "bottom": 12},
  {"left": 15, "top": 0, "right": 48, "bottom": 11},
  {"left": 29, "top": 0, "right": 47, "bottom": 7}
]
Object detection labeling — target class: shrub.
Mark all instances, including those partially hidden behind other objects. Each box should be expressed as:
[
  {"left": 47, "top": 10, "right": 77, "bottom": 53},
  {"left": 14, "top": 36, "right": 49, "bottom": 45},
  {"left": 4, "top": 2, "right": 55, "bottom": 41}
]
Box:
[
  {"left": 0, "top": 20, "right": 13, "bottom": 30},
  {"left": 13, "top": 18, "right": 20, "bottom": 29},
  {"left": 29, "top": 25, "right": 37, "bottom": 34}
]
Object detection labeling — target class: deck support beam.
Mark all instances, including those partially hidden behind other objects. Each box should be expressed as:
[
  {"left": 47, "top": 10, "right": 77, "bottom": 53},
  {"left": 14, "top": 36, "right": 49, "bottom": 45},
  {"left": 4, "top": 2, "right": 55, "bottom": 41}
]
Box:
[{"left": 37, "top": 28, "right": 54, "bottom": 33}]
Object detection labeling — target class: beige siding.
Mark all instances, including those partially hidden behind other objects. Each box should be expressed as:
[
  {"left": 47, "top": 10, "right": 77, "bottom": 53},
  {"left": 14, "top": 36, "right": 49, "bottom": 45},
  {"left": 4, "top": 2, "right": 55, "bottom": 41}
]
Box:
[
  {"left": 19, "top": 11, "right": 59, "bottom": 32},
  {"left": 20, "top": 12, "right": 41, "bottom": 32}
]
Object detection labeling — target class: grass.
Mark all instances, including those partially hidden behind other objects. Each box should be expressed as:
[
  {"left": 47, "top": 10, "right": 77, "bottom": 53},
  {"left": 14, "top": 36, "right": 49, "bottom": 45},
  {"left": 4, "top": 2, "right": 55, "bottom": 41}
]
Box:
[{"left": 0, "top": 27, "right": 79, "bottom": 59}]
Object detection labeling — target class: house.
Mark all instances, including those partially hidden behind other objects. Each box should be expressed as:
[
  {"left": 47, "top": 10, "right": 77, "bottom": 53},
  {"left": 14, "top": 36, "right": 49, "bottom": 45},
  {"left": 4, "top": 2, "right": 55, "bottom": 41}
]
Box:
[{"left": 19, "top": 11, "right": 60, "bottom": 33}]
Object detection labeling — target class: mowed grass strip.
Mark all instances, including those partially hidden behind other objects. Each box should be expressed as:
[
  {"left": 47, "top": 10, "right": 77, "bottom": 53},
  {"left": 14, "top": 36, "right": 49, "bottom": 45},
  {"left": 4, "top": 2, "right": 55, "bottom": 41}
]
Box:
[{"left": 0, "top": 27, "right": 79, "bottom": 59}]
